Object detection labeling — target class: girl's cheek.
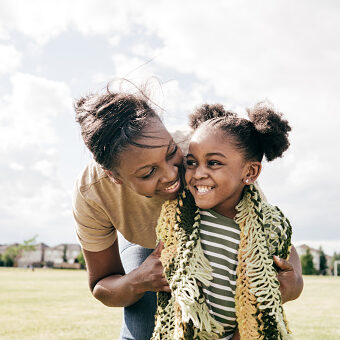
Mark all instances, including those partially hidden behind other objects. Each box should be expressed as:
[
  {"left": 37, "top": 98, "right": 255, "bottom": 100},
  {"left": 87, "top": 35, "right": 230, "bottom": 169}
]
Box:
[{"left": 184, "top": 170, "right": 192, "bottom": 184}]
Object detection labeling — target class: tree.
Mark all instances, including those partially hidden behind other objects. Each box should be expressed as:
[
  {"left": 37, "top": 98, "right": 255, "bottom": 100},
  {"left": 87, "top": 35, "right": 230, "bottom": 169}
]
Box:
[
  {"left": 318, "top": 246, "right": 328, "bottom": 275},
  {"left": 63, "top": 244, "right": 68, "bottom": 262},
  {"left": 76, "top": 251, "right": 86, "bottom": 269},
  {"left": 331, "top": 252, "right": 340, "bottom": 275},
  {"left": 1, "top": 236, "right": 37, "bottom": 267},
  {"left": 300, "top": 248, "right": 316, "bottom": 275}
]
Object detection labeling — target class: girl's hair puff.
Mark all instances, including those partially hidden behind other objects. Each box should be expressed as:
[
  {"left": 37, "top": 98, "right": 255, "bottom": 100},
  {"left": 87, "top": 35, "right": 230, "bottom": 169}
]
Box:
[
  {"left": 247, "top": 102, "right": 291, "bottom": 161},
  {"left": 189, "top": 104, "right": 236, "bottom": 129},
  {"left": 189, "top": 101, "right": 291, "bottom": 162}
]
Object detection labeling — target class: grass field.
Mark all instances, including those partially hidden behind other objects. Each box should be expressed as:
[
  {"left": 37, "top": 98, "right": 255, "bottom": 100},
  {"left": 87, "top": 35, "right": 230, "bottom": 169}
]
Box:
[{"left": 0, "top": 268, "right": 339, "bottom": 339}]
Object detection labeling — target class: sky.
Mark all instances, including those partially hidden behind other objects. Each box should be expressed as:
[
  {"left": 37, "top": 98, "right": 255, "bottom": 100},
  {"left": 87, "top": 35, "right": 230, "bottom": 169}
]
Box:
[{"left": 0, "top": 0, "right": 339, "bottom": 255}]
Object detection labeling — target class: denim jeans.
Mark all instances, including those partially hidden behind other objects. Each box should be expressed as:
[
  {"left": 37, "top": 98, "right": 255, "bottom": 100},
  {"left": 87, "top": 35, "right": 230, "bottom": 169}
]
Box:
[{"left": 118, "top": 232, "right": 157, "bottom": 340}]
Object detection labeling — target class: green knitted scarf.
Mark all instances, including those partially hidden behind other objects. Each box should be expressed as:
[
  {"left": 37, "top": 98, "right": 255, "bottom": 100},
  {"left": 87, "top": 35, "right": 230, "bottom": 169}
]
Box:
[{"left": 152, "top": 184, "right": 292, "bottom": 340}]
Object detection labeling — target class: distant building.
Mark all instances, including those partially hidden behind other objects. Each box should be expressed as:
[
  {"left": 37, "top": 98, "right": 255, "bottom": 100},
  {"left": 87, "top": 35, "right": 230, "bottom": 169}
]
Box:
[
  {"left": 296, "top": 244, "right": 332, "bottom": 274},
  {"left": 0, "top": 243, "right": 81, "bottom": 268},
  {"left": 17, "top": 243, "right": 49, "bottom": 267}
]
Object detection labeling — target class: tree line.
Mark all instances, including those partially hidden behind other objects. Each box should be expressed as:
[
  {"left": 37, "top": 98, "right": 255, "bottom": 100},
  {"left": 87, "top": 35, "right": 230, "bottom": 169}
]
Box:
[{"left": 300, "top": 246, "right": 340, "bottom": 275}]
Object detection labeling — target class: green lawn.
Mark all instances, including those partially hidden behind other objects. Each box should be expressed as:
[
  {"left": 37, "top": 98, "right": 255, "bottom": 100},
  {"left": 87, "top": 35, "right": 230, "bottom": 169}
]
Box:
[
  {"left": 0, "top": 268, "right": 122, "bottom": 339},
  {"left": 284, "top": 276, "right": 340, "bottom": 340},
  {"left": 0, "top": 268, "right": 339, "bottom": 339}
]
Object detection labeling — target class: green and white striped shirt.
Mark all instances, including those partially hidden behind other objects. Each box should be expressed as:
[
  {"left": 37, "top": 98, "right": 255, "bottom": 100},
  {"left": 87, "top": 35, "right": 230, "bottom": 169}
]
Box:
[{"left": 199, "top": 209, "right": 240, "bottom": 340}]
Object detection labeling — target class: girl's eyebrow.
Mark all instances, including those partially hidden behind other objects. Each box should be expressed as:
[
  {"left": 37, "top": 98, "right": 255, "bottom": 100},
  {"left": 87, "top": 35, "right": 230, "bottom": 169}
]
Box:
[
  {"left": 186, "top": 152, "right": 227, "bottom": 159},
  {"left": 206, "top": 152, "right": 227, "bottom": 158}
]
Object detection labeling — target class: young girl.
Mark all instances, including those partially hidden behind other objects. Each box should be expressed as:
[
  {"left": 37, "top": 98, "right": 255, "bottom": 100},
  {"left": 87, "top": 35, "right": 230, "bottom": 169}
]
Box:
[{"left": 152, "top": 103, "right": 296, "bottom": 340}]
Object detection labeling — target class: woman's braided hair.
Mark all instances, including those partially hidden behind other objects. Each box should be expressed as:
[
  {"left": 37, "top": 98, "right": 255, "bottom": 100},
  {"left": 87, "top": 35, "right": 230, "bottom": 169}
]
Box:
[{"left": 74, "top": 88, "right": 160, "bottom": 171}]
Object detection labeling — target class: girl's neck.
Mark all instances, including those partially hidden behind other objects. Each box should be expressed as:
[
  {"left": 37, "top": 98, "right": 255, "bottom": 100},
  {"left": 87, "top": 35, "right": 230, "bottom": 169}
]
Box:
[
  {"left": 212, "top": 205, "right": 237, "bottom": 219},
  {"left": 210, "top": 188, "right": 246, "bottom": 219}
]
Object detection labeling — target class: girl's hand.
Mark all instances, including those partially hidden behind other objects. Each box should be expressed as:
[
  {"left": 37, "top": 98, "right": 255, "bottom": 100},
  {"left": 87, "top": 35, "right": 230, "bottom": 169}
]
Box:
[{"left": 274, "top": 245, "right": 303, "bottom": 304}]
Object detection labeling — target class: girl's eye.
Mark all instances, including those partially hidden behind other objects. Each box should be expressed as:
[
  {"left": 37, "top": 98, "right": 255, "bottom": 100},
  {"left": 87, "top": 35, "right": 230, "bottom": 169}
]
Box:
[
  {"left": 140, "top": 167, "right": 156, "bottom": 179},
  {"left": 185, "top": 158, "right": 197, "bottom": 168},
  {"left": 166, "top": 145, "right": 178, "bottom": 159},
  {"left": 208, "top": 160, "right": 222, "bottom": 167}
]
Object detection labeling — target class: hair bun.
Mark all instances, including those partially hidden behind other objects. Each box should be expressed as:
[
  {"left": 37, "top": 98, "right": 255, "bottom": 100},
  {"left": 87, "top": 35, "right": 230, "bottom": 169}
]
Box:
[
  {"left": 189, "top": 104, "right": 236, "bottom": 129},
  {"left": 247, "top": 102, "right": 291, "bottom": 161}
]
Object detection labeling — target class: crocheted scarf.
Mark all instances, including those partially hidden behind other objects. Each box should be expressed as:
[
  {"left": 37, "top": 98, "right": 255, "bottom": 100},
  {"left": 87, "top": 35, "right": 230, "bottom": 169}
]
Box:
[{"left": 151, "top": 184, "right": 292, "bottom": 340}]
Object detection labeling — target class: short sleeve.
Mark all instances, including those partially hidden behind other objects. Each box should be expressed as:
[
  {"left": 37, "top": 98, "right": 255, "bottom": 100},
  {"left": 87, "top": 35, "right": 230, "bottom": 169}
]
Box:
[{"left": 72, "top": 183, "right": 117, "bottom": 252}]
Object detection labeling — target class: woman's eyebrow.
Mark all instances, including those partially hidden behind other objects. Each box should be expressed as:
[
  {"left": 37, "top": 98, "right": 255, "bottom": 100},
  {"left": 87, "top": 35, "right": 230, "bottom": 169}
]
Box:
[{"left": 134, "top": 139, "right": 174, "bottom": 175}]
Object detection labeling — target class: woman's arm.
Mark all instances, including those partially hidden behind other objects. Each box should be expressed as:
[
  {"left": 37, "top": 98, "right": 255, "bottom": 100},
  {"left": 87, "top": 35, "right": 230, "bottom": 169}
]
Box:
[
  {"left": 83, "top": 240, "right": 170, "bottom": 307},
  {"left": 274, "top": 245, "right": 303, "bottom": 303}
]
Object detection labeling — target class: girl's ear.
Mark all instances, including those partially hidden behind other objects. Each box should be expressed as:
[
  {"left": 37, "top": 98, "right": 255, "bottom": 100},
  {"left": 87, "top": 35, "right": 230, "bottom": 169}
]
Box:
[
  {"left": 104, "top": 170, "right": 123, "bottom": 185},
  {"left": 243, "top": 162, "right": 262, "bottom": 185}
]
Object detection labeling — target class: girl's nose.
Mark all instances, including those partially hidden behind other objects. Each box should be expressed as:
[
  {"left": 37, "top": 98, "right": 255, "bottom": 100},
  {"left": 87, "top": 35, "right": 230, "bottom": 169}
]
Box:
[{"left": 192, "top": 166, "right": 208, "bottom": 179}]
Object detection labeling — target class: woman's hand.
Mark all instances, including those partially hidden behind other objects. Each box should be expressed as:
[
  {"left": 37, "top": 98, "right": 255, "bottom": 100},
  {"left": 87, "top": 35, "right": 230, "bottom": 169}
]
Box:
[
  {"left": 231, "top": 327, "right": 240, "bottom": 340},
  {"left": 83, "top": 239, "right": 169, "bottom": 308},
  {"left": 132, "top": 241, "right": 170, "bottom": 294},
  {"left": 274, "top": 245, "right": 303, "bottom": 304}
]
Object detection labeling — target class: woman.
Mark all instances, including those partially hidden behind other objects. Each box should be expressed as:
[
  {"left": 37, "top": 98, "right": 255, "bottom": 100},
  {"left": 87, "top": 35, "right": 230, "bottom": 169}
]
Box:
[{"left": 72, "top": 88, "right": 303, "bottom": 340}]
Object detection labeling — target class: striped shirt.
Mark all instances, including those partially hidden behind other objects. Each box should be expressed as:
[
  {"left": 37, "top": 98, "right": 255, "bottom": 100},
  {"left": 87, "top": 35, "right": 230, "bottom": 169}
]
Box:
[{"left": 199, "top": 209, "right": 240, "bottom": 340}]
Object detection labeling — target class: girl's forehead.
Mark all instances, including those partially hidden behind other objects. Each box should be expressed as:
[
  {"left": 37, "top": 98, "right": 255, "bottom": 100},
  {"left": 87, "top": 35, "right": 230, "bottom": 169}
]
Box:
[{"left": 191, "top": 126, "right": 226, "bottom": 144}]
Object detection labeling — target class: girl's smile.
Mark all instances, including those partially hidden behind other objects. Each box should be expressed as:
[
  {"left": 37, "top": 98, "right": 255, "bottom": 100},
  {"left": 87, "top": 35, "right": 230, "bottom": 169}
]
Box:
[{"left": 185, "top": 128, "right": 251, "bottom": 218}]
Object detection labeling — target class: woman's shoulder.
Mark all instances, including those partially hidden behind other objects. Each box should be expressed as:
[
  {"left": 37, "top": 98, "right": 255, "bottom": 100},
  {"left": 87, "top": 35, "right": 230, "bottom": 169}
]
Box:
[{"left": 75, "top": 161, "right": 109, "bottom": 193}]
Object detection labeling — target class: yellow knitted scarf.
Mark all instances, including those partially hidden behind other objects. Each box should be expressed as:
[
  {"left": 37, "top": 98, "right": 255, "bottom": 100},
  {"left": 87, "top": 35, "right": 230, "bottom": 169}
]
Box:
[{"left": 152, "top": 184, "right": 292, "bottom": 340}]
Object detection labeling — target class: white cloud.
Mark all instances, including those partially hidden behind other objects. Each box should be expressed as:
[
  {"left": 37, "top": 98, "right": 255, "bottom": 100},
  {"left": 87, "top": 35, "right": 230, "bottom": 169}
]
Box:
[
  {"left": 0, "top": 72, "right": 75, "bottom": 245},
  {"left": 0, "top": 0, "right": 70, "bottom": 45},
  {"left": 0, "top": 0, "right": 339, "bottom": 246},
  {"left": 0, "top": 44, "right": 21, "bottom": 74},
  {"left": 0, "top": 0, "right": 133, "bottom": 45},
  {"left": 0, "top": 72, "right": 71, "bottom": 149}
]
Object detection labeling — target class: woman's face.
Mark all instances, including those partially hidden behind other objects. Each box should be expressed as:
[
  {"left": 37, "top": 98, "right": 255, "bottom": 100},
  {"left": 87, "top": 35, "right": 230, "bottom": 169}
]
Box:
[{"left": 115, "top": 118, "right": 184, "bottom": 200}]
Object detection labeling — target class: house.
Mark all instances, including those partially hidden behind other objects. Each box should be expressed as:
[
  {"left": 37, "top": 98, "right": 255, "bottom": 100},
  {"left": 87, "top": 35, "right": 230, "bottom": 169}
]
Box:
[
  {"left": 1, "top": 243, "right": 81, "bottom": 268},
  {"left": 295, "top": 244, "right": 332, "bottom": 274},
  {"left": 16, "top": 243, "right": 49, "bottom": 267}
]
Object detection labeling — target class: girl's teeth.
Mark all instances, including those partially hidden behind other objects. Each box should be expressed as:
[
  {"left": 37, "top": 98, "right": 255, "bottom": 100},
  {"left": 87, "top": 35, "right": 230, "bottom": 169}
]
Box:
[{"left": 196, "top": 186, "right": 212, "bottom": 193}]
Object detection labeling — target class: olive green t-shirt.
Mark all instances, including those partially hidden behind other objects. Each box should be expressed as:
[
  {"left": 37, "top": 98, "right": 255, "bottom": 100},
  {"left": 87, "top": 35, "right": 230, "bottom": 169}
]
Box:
[{"left": 72, "top": 161, "right": 164, "bottom": 251}]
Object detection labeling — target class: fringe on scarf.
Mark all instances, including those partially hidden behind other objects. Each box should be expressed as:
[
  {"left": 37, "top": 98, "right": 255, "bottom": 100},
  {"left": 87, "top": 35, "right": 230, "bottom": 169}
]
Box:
[{"left": 152, "top": 184, "right": 292, "bottom": 340}]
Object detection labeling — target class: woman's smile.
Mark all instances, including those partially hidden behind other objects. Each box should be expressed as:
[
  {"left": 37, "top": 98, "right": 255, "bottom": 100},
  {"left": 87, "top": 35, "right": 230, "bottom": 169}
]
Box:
[{"left": 161, "top": 178, "right": 181, "bottom": 193}]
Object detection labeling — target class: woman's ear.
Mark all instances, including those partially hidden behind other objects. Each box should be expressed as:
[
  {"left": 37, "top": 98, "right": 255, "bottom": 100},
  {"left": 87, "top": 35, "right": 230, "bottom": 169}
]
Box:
[
  {"left": 242, "top": 162, "right": 262, "bottom": 185},
  {"left": 104, "top": 170, "right": 123, "bottom": 185}
]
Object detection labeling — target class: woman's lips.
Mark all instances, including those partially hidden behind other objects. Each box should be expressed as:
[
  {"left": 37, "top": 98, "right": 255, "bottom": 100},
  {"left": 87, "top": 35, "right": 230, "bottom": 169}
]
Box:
[{"left": 162, "top": 179, "right": 181, "bottom": 193}]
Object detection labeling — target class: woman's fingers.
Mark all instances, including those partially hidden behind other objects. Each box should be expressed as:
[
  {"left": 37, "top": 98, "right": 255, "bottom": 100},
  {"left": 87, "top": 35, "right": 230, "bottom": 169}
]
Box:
[{"left": 273, "top": 255, "right": 293, "bottom": 271}]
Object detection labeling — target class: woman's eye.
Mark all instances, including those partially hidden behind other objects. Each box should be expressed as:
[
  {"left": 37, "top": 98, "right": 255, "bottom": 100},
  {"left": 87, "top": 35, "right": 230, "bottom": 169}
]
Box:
[
  {"left": 140, "top": 167, "right": 156, "bottom": 179},
  {"left": 167, "top": 145, "right": 178, "bottom": 159}
]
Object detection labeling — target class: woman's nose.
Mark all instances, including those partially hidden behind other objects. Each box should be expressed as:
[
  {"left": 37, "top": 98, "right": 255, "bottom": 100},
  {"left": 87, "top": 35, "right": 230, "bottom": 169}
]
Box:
[{"left": 160, "top": 163, "right": 178, "bottom": 183}]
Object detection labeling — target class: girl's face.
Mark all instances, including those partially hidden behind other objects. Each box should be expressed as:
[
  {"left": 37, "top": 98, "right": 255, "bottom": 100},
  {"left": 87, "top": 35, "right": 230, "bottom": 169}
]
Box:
[
  {"left": 114, "top": 118, "right": 184, "bottom": 200},
  {"left": 185, "top": 127, "right": 252, "bottom": 218}
]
